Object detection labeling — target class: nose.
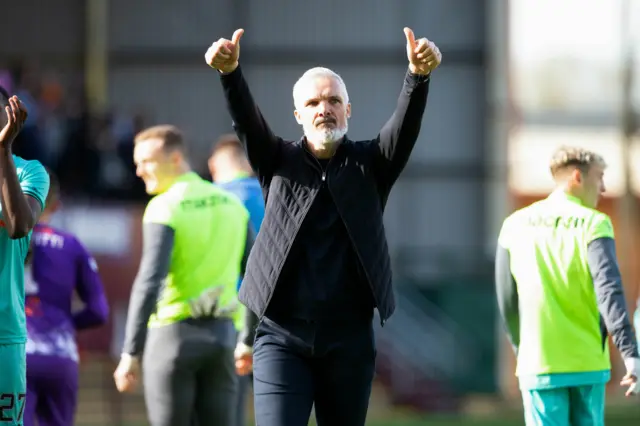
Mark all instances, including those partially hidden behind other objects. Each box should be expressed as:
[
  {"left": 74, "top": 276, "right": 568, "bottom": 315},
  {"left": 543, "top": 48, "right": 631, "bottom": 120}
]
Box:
[
  {"left": 136, "top": 164, "right": 144, "bottom": 177},
  {"left": 317, "top": 100, "right": 331, "bottom": 115}
]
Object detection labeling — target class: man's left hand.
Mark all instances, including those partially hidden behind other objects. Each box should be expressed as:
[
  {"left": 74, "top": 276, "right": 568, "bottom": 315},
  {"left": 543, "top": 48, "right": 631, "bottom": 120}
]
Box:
[
  {"left": 114, "top": 353, "right": 141, "bottom": 393},
  {"left": 0, "top": 96, "right": 28, "bottom": 147},
  {"left": 404, "top": 27, "right": 442, "bottom": 76}
]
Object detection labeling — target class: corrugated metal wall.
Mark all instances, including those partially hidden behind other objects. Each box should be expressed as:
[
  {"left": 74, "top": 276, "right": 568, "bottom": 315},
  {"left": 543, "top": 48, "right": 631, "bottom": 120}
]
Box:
[
  {"left": 0, "top": 0, "right": 490, "bottom": 281},
  {"left": 107, "top": 0, "right": 489, "bottom": 281}
]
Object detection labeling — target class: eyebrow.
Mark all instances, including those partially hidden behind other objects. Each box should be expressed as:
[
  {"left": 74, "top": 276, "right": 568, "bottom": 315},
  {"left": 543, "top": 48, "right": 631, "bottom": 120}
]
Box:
[{"left": 305, "top": 95, "right": 343, "bottom": 105}]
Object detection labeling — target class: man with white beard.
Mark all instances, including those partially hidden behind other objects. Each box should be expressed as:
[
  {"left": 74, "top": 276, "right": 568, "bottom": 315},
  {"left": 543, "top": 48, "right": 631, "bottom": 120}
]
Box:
[{"left": 205, "top": 27, "right": 441, "bottom": 426}]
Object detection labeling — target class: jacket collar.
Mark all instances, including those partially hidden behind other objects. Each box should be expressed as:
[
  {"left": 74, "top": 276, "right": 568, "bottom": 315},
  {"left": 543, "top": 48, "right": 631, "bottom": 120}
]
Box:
[{"left": 298, "top": 136, "right": 351, "bottom": 162}]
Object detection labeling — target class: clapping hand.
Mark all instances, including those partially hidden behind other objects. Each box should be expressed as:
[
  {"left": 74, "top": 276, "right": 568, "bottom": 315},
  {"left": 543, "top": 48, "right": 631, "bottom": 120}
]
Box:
[{"left": 0, "top": 96, "right": 28, "bottom": 147}]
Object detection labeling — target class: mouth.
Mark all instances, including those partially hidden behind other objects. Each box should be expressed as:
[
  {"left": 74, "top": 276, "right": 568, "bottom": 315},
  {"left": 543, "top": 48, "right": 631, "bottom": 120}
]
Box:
[{"left": 315, "top": 118, "right": 335, "bottom": 127}]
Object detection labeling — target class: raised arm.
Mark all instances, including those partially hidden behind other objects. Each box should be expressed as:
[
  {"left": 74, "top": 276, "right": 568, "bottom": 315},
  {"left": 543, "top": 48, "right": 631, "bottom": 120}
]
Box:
[
  {"left": 0, "top": 96, "right": 49, "bottom": 239},
  {"left": 375, "top": 28, "right": 441, "bottom": 187},
  {"left": 206, "top": 29, "right": 283, "bottom": 178}
]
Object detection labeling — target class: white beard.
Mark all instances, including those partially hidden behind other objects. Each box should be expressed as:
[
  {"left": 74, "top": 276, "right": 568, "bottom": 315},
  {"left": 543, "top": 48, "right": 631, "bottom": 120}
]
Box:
[{"left": 304, "top": 123, "right": 348, "bottom": 148}]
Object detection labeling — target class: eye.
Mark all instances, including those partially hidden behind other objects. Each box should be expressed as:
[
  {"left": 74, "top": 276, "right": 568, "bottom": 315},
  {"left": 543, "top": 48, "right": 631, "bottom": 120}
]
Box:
[{"left": 307, "top": 100, "right": 318, "bottom": 107}]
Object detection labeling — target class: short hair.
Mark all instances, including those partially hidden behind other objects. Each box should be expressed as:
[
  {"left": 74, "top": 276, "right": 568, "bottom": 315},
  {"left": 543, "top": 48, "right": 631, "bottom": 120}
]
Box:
[
  {"left": 44, "top": 165, "right": 60, "bottom": 207},
  {"left": 134, "top": 124, "right": 185, "bottom": 152},
  {"left": 210, "top": 133, "right": 245, "bottom": 159},
  {"left": 549, "top": 146, "right": 607, "bottom": 178},
  {"left": 292, "top": 67, "right": 349, "bottom": 110}
]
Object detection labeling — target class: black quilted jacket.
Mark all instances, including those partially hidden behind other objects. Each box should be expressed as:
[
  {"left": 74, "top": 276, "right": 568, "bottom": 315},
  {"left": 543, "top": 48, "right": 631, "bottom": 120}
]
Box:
[{"left": 220, "top": 66, "right": 430, "bottom": 326}]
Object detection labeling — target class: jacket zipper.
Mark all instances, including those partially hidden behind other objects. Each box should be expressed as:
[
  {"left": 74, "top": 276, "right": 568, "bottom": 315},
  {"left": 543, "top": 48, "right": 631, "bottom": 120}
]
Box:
[{"left": 314, "top": 157, "right": 385, "bottom": 327}]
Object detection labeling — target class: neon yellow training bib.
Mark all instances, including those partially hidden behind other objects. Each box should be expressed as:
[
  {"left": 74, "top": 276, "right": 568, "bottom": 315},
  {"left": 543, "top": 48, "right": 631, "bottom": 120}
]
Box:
[
  {"left": 499, "top": 190, "right": 613, "bottom": 377},
  {"left": 143, "top": 172, "right": 250, "bottom": 329}
]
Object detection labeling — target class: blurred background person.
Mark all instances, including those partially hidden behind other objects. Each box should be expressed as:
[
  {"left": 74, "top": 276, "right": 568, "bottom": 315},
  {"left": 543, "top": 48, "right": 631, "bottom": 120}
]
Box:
[
  {"left": 24, "top": 168, "right": 109, "bottom": 426},
  {"left": 496, "top": 146, "right": 640, "bottom": 426},
  {"left": 209, "top": 134, "right": 265, "bottom": 426},
  {"left": 209, "top": 134, "right": 264, "bottom": 239},
  {"left": 9, "top": 59, "right": 48, "bottom": 165},
  {"left": 114, "top": 125, "right": 257, "bottom": 426}
]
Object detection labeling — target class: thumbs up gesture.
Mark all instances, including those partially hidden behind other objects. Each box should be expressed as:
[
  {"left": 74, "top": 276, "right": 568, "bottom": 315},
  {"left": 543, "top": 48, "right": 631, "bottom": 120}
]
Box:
[
  {"left": 205, "top": 29, "right": 244, "bottom": 74},
  {"left": 404, "top": 27, "right": 441, "bottom": 75}
]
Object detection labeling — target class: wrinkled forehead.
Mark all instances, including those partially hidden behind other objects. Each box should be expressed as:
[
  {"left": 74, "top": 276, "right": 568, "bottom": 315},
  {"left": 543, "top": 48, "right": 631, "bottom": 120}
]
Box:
[{"left": 299, "top": 76, "right": 346, "bottom": 103}]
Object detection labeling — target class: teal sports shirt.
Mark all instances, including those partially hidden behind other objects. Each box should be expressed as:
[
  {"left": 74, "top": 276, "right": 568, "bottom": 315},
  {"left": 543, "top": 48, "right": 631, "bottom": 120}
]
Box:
[{"left": 0, "top": 156, "right": 49, "bottom": 344}]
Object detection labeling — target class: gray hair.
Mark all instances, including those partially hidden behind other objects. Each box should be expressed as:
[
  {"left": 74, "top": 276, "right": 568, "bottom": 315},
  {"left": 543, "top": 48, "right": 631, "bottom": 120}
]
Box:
[{"left": 292, "top": 67, "right": 349, "bottom": 110}]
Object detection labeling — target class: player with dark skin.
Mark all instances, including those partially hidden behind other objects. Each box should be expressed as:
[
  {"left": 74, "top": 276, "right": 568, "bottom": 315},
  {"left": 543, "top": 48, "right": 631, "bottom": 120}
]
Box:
[{"left": 0, "top": 93, "right": 43, "bottom": 238}]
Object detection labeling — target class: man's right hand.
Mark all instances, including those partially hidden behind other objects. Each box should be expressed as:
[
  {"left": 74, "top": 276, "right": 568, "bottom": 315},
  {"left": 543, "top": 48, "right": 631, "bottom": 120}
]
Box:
[
  {"left": 621, "top": 357, "right": 640, "bottom": 397},
  {"left": 113, "top": 353, "right": 141, "bottom": 393},
  {"left": 0, "top": 96, "right": 28, "bottom": 148},
  {"left": 205, "top": 29, "right": 244, "bottom": 74}
]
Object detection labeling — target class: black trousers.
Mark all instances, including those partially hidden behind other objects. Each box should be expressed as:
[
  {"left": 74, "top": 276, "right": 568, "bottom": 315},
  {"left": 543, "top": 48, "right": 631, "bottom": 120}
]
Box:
[
  {"left": 143, "top": 317, "right": 238, "bottom": 426},
  {"left": 235, "top": 373, "right": 252, "bottom": 426},
  {"left": 252, "top": 316, "right": 376, "bottom": 426}
]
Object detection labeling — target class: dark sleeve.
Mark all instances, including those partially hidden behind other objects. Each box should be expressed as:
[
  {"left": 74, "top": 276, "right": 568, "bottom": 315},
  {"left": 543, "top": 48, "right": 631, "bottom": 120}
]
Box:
[
  {"left": 238, "top": 221, "right": 259, "bottom": 346},
  {"left": 220, "top": 65, "right": 283, "bottom": 179},
  {"left": 587, "top": 237, "right": 640, "bottom": 359},
  {"left": 495, "top": 243, "right": 520, "bottom": 354},
  {"left": 72, "top": 241, "right": 110, "bottom": 330},
  {"left": 374, "top": 70, "right": 431, "bottom": 187},
  {"left": 240, "top": 221, "right": 256, "bottom": 276},
  {"left": 122, "top": 223, "right": 174, "bottom": 356}
]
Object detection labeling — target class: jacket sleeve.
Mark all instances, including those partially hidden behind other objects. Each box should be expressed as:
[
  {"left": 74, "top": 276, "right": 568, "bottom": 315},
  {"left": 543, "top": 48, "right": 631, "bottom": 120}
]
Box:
[
  {"left": 238, "top": 221, "right": 259, "bottom": 347},
  {"left": 587, "top": 237, "right": 640, "bottom": 359},
  {"left": 220, "top": 65, "right": 284, "bottom": 180},
  {"left": 374, "top": 70, "right": 431, "bottom": 187},
  {"left": 122, "top": 223, "right": 174, "bottom": 356},
  {"left": 495, "top": 243, "right": 520, "bottom": 354}
]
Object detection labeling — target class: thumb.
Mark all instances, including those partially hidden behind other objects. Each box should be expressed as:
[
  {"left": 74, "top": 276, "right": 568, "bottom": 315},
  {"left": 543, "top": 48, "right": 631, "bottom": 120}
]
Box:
[
  {"left": 232, "top": 28, "right": 244, "bottom": 45},
  {"left": 404, "top": 27, "right": 416, "bottom": 49}
]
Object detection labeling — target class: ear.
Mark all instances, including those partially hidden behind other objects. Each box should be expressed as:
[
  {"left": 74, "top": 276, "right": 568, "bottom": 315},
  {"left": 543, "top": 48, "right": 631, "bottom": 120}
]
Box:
[
  {"left": 346, "top": 103, "right": 351, "bottom": 119},
  {"left": 208, "top": 156, "right": 216, "bottom": 177},
  {"left": 571, "top": 168, "right": 582, "bottom": 184},
  {"left": 170, "top": 150, "right": 183, "bottom": 165},
  {"left": 294, "top": 109, "right": 303, "bottom": 125}
]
